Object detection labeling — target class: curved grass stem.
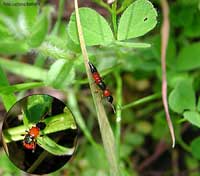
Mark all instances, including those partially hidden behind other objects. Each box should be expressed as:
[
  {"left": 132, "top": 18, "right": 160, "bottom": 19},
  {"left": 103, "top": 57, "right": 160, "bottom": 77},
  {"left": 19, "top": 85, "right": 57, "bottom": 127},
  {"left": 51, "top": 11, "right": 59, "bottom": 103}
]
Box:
[{"left": 161, "top": 0, "right": 175, "bottom": 148}]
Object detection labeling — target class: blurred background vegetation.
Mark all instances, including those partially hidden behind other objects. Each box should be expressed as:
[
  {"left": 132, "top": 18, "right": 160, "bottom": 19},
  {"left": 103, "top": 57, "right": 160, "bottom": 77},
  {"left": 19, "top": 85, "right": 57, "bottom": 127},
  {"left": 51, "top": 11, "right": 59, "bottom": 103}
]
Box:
[{"left": 0, "top": 0, "right": 200, "bottom": 175}]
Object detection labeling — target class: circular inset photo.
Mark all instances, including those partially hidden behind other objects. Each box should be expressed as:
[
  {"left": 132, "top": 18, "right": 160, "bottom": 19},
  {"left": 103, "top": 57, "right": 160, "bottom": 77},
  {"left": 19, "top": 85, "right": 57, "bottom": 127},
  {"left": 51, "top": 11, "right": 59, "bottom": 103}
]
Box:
[{"left": 1, "top": 94, "right": 78, "bottom": 175}]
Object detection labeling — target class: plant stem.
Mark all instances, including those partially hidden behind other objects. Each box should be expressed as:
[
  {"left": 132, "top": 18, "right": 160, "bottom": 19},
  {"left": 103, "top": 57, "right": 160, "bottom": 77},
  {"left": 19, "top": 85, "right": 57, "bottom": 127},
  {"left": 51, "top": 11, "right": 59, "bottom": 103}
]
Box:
[
  {"left": 111, "top": 0, "right": 118, "bottom": 39},
  {"left": 27, "top": 150, "right": 49, "bottom": 173},
  {"left": 74, "top": 1, "right": 119, "bottom": 175},
  {"left": 121, "top": 93, "right": 161, "bottom": 110},
  {"left": 114, "top": 71, "right": 122, "bottom": 167},
  {"left": 3, "top": 110, "right": 76, "bottom": 143},
  {"left": 51, "top": 0, "right": 65, "bottom": 35},
  {"left": 66, "top": 88, "right": 97, "bottom": 146},
  {"left": 176, "top": 135, "right": 191, "bottom": 153},
  {"left": 116, "top": 0, "right": 129, "bottom": 14},
  {"left": 92, "top": 0, "right": 112, "bottom": 13},
  {"left": 178, "top": 118, "right": 187, "bottom": 124},
  {"left": 161, "top": 0, "right": 175, "bottom": 148}
]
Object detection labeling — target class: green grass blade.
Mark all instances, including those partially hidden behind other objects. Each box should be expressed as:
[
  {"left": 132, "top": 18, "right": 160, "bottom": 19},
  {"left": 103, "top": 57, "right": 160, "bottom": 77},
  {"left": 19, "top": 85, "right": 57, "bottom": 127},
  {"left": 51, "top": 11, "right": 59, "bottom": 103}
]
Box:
[
  {"left": 0, "top": 82, "right": 44, "bottom": 94},
  {"left": 37, "top": 136, "right": 75, "bottom": 156},
  {"left": 0, "top": 65, "right": 16, "bottom": 111},
  {"left": 0, "top": 58, "right": 47, "bottom": 80}
]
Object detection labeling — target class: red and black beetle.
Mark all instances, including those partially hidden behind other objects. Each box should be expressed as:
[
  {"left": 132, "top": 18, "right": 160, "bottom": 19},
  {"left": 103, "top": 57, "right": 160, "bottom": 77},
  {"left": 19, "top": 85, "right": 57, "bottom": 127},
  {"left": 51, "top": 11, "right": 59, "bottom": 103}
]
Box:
[
  {"left": 23, "top": 122, "right": 46, "bottom": 152},
  {"left": 88, "top": 62, "right": 114, "bottom": 104}
]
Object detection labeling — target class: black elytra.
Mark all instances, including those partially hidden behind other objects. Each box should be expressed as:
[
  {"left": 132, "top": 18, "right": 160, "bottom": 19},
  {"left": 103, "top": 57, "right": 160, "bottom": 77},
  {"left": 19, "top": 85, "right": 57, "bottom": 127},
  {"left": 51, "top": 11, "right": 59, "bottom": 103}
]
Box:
[
  {"left": 88, "top": 62, "right": 97, "bottom": 73},
  {"left": 98, "top": 81, "right": 106, "bottom": 90},
  {"left": 36, "top": 122, "right": 46, "bottom": 130},
  {"left": 106, "top": 95, "right": 113, "bottom": 104}
]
